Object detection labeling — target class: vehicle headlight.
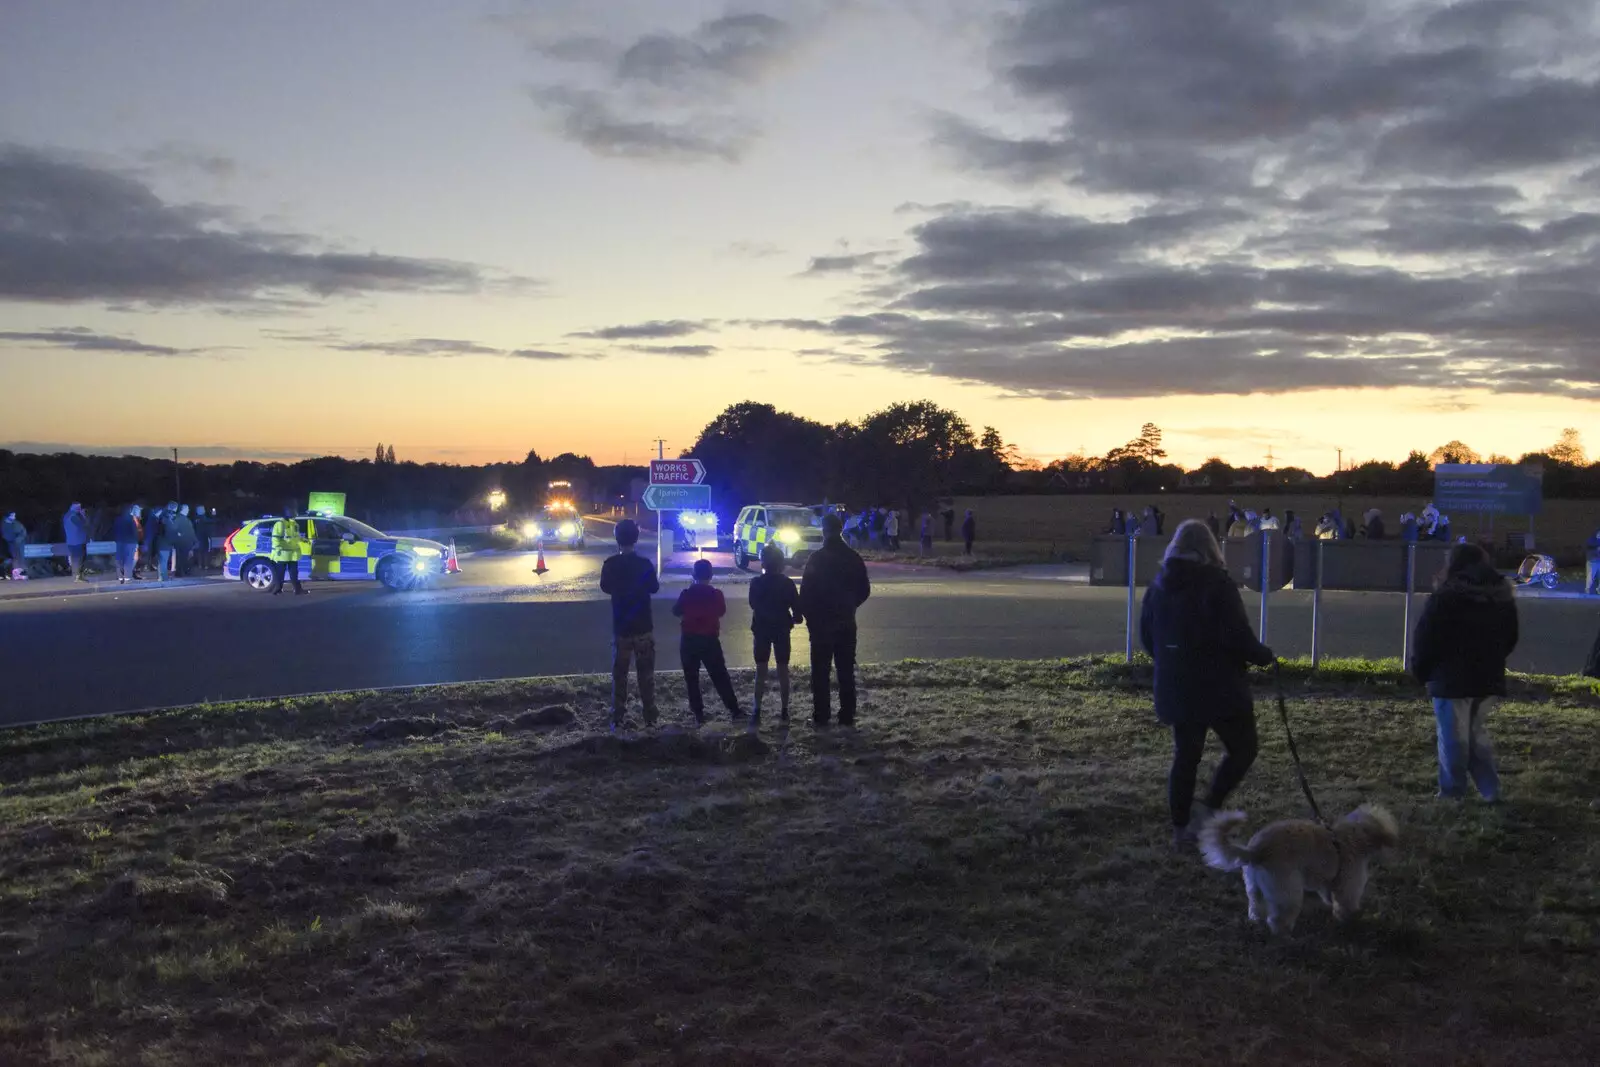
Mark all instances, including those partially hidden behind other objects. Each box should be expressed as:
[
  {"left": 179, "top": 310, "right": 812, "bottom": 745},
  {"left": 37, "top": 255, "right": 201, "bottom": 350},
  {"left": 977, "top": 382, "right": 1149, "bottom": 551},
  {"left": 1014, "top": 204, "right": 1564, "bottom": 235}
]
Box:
[
  {"left": 559, "top": 523, "right": 576, "bottom": 537},
  {"left": 522, "top": 522, "right": 539, "bottom": 538},
  {"left": 776, "top": 528, "right": 800, "bottom": 544},
  {"left": 413, "top": 558, "right": 430, "bottom": 573},
  {"left": 411, "top": 546, "right": 442, "bottom": 558}
]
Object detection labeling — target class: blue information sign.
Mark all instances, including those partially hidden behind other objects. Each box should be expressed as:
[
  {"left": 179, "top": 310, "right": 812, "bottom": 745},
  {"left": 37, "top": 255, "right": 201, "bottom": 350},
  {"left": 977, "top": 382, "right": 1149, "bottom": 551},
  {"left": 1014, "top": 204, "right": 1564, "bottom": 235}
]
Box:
[{"left": 1433, "top": 463, "right": 1543, "bottom": 515}]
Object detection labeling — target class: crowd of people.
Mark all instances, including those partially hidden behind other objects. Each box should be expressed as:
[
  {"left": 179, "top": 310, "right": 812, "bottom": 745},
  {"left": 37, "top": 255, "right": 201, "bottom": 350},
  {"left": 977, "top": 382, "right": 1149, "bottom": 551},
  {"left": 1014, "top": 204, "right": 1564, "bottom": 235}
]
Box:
[
  {"left": 2, "top": 502, "right": 223, "bottom": 582},
  {"left": 1169, "top": 501, "right": 1460, "bottom": 543},
  {"left": 602, "top": 513, "right": 870, "bottom": 733},
  {"left": 843, "top": 505, "right": 979, "bottom": 556}
]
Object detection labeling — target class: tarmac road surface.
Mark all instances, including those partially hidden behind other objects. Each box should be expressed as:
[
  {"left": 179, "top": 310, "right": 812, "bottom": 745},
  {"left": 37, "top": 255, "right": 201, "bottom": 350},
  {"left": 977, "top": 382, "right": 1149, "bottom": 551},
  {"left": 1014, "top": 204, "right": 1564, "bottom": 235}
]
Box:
[{"left": 1, "top": 541, "right": 1595, "bottom": 726}]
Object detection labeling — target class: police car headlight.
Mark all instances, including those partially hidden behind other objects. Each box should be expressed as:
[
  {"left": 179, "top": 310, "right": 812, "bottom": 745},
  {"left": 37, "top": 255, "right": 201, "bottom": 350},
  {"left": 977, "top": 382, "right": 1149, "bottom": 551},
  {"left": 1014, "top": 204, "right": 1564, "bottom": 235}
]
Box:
[
  {"left": 411, "top": 546, "right": 442, "bottom": 557},
  {"left": 522, "top": 522, "right": 539, "bottom": 538},
  {"left": 413, "top": 559, "right": 430, "bottom": 573},
  {"left": 559, "top": 523, "right": 576, "bottom": 538},
  {"left": 776, "top": 528, "right": 800, "bottom": 544}
]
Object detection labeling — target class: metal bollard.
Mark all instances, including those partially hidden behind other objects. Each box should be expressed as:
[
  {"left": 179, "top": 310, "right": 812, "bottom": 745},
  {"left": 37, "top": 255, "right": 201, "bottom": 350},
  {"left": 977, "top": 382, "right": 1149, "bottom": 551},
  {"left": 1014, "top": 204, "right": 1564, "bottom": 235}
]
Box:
[
  {"left": 1258, "top": 531, "right": 1271, "bottom": 642},
  {"left": 1311, "top": 540, "right": 1325, "bottom": 669},
  {"left": 1401, "top": 542, "right": 1416, "bottom": 667},
  {"left": 1125, "top": 535, "right": 1137, "bottom": 663}
]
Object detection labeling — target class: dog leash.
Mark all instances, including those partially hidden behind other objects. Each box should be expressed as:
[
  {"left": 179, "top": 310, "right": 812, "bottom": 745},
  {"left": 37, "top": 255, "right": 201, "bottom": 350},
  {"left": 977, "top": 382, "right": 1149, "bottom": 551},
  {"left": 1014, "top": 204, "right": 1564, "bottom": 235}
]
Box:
[{"left": 1273, "top": 662, "right": 1330, "bottom": 829}]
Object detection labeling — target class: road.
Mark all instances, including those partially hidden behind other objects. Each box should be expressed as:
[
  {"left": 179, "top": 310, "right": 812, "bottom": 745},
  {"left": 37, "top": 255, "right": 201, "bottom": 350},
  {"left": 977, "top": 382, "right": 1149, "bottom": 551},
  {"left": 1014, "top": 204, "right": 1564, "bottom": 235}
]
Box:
[{"left": 1, "top": 539, "right": 1596, "bottom": 726}]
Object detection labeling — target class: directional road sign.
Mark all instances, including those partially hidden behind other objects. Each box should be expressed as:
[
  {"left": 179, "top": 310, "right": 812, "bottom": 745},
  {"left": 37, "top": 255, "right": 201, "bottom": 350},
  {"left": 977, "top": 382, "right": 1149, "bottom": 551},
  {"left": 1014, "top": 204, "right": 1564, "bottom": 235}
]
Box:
[
  {"left": 642, "top": 484, "right": 712, "bottom": 511},
  {"left": 649, "top": 459, "right": 706, "bottom": 485}
]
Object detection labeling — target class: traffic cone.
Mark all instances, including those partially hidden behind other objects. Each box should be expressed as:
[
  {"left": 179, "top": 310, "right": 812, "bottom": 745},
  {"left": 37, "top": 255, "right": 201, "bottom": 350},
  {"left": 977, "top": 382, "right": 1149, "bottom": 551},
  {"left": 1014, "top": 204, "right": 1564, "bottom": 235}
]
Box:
[
  {"left": 446, "top": 538, "right": 461, "bottom": 574},
  {"left": 533, "top": 543, "right": 548, "bottom": 576}
]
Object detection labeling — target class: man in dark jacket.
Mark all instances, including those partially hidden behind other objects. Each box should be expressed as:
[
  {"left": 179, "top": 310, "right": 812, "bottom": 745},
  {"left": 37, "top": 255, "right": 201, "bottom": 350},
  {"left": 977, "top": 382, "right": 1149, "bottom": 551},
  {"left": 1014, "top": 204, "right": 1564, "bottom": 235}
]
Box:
[
  {"left": 599, "top": 519, "right": 660, "bottom": 730},
  {"left": 961, "top": 509, "right": 976, "bottom": 556},
  {"left": 1409, "top": 543, "right": 1518, "bottom": 801},
  {"left": 139, "top": 504, "right": 162, "bottom": 577},
  {"left": 3, "top": 511, "right": 28, "bottom": 580},
  {"left": 1141, "top": 519, "right": 1274, "bottom": 849},
  {"left": 192, "top": 506, "right": 214, "bottom": 573},
  {"left": 152, "top": 502, "right": 182, "bottom": 582},
  {"left": 1585, "top": 527, "right": 1600, "bottom": 596},
  {"left": 63, "top": 503, "right": 92, "bottom": 581},
  {"left": 801, "top": 513, "right": 871, "bottom": 728},
  {"left": 171, "top": 505, "right": 198, "bottom": 577},
  {"left": 111, "top": 505, "right": 142, "bottom": 584}
]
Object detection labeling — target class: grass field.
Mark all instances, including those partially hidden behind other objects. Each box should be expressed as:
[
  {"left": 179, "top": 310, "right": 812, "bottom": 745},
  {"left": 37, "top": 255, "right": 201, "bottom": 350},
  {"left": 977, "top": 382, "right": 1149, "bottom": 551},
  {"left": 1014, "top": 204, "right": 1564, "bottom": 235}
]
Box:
[
  {"left": 955, "top": 494, "right": 1600, "bottom": 563},
  {"left": 2, "top": 660, "right": 1598, "bottom": 1066}
]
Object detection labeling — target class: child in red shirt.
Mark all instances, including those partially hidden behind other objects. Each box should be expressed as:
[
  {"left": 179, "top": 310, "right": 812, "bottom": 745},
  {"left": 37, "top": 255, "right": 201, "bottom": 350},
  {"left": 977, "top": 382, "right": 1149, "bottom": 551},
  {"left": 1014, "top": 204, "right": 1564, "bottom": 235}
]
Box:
[{"left": 672, "top": 559, "right": 745, "bottom": 726}]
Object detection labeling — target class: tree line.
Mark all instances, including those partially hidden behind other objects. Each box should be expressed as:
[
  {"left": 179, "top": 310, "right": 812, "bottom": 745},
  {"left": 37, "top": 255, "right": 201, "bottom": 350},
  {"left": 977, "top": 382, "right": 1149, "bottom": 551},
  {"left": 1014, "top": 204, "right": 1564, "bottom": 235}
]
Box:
[{"left": 1, "top": 404, "right": 1593, "bottom": 538}]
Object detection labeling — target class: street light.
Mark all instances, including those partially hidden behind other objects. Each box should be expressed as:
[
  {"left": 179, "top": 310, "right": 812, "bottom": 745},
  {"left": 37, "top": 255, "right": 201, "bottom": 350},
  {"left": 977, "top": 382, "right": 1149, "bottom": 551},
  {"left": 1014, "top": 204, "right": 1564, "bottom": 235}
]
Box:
[{"left": 487, "top": 490, "right": 507, "bottom": 512}]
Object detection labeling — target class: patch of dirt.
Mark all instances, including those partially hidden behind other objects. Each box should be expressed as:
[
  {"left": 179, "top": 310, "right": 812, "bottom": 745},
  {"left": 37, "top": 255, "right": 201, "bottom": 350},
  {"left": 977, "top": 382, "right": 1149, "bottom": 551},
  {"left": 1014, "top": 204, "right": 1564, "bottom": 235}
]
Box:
[
  {"left": 91, "top": 873, "right": 230, "bottom": 921},
  {"left": 362, "top": 716, "right": 459, "bottom": 741},
  {"left": 537, "top": 730, "right": 770, "bottom": 768}
]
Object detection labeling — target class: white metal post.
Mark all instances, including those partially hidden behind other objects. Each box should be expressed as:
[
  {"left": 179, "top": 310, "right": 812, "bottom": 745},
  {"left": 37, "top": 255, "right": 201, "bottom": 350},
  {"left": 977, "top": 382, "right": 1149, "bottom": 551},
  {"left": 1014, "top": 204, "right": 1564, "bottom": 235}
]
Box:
[
  {"left": 1311, "top": 540, "right": 1325, "bottom": 668},
  {"left": 1258, "top": 531, "right": 1271, "bottom": 642},
  {"left": 1125, "top": 535, "right": 1137, "bottom": 662},
  {"left": 655, "top": 440, "right": 665, "bottom": 578},
  {"left": 1401, "top": 542, "right": 1416, "bottom": 666}
]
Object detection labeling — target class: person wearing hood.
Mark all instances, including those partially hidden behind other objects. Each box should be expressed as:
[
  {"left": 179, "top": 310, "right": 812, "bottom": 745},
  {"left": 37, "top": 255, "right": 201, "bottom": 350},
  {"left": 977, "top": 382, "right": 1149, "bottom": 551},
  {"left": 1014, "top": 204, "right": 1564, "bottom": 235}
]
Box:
[
  {"left": 62, "top": 503, "right": 92, "bottom": 581},
  {"left": 3, "top": 512, "right": 27, "bottom": 580},
  {"left": 1364, "top": 509, "right": 1386, "bottom": 540},
  {"left": 111, "top": 505, "right": 142, "bottom": 584},
  {"left": 1140, "top": 520, "right": 1275, "bottom": 849},
  {"left": 1108, "top": 508, "right": 1126, "bottom": 536},
  {"left": 1409, "top": 543, "right": 1518, "bottom": 801},
  {"left": 152, "top": 501, "right": 183, "bottom": 581}
]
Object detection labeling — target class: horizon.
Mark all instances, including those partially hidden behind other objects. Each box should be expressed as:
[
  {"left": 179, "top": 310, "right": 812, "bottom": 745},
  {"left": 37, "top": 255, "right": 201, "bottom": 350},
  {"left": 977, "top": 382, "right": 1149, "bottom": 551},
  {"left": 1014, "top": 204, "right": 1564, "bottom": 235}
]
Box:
[{"left": 4, "top": 2, "right": 1598, "bottom": 470}]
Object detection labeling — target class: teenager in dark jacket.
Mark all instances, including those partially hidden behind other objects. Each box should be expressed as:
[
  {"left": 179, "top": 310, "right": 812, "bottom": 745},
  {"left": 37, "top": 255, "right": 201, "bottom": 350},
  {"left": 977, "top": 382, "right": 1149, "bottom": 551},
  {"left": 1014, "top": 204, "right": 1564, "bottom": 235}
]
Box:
[
  {"left": 1141, "top": 519, "right": 1275, "bottom": 849},
  {"left": 111, "top": 505, "right": 142, "bottom": 584},
  {"left": 749, "top": 545, "right": 802, "bottom": 727},
  {"left": 62, "top": 503, "right": 91, "bottom": 581},
  {"left": 1409, "top": 543, "right": 1518, "bottom": 801},
  {"left": 599, "top": 519, "right": 660, "bottom": 730},
  {"left": 801, "top": 514, "right": 871, "bottom": 728}
]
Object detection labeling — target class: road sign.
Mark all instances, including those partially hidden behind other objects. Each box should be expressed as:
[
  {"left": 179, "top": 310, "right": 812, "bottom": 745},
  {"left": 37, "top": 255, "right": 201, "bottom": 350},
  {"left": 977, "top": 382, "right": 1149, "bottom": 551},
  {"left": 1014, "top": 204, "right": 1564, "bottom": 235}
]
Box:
[
  {"left": 1434, "top": 463, "right": 1543, "bottom": 515},
  {"left": 308, "top": 491, "right": 346, "bottom": 516},
  {"left": 642, "top": 484, "right": 712, "bottom": 511},
  {"left": 649, "top": 459, "right": 706, "bottom": 485}
]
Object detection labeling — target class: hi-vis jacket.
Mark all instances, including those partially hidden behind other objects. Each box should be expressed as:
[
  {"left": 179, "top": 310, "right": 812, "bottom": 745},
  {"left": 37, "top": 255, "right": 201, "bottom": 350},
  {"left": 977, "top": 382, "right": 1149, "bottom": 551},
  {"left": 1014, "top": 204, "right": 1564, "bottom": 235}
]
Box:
[{"left": 271, "top": 519, "right": 303, "bottom": 562}]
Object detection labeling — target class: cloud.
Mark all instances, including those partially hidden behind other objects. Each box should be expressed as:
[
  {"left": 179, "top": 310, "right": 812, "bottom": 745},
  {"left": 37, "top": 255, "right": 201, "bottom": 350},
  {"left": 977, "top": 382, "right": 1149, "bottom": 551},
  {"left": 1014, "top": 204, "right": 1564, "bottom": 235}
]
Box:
[
  {"left": 0, "top": 145, "right": 523, "bottom": 306},
  {"left": 137, "top": 142, "right": 239, "bottom": 181},
  {"left": 509, "top": 348, "right": 603, "bottom": 361},
  {"left": 760, "top": 2, "right": 1600, "bottom": 402},
  {"left": 312, "top": 335, "right": 601, "bottom": 361},
  {"left": 0, "top": 327, "right": 196, "bottom": 357},
  {"left": 625, "top": 344, "right": 718, "bottom": 357},
  {"left": 569, "top": 319, "right": 714, "bottom": 340},
  {"left": 801, "top": 252, "right": 885, "bottom": 276},
  {"left": 524, "top": 11, "right": 811, "bottom": 162}
]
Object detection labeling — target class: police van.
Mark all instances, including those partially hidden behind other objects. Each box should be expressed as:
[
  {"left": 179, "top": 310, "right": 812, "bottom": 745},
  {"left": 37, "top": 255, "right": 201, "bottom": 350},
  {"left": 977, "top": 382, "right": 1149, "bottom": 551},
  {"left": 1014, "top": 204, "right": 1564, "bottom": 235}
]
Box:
[{"left": 732, "top": 503, "right": 824, "bottom": 570}]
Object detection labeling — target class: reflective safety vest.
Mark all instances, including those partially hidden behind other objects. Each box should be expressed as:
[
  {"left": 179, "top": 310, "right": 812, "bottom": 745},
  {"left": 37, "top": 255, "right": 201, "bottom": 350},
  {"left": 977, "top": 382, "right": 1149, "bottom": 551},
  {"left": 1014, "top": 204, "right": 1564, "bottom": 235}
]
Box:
[{"left": 270, "top": 519, "right": 303, "bottom": 562}]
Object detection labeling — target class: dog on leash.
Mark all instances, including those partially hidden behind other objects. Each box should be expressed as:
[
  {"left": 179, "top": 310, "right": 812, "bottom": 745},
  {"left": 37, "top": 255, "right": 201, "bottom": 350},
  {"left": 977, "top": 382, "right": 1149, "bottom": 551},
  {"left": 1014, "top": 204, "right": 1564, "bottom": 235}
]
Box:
[{"left": 1199, "top": 805, "right": 1399, "bottom": 935}]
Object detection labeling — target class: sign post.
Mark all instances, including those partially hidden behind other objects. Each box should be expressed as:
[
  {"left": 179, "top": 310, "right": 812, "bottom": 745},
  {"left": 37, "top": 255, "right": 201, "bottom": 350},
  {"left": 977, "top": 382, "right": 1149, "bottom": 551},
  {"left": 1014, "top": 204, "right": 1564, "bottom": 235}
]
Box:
[{"left": 644, "top": 460, "right": 710, "bottom": 577}]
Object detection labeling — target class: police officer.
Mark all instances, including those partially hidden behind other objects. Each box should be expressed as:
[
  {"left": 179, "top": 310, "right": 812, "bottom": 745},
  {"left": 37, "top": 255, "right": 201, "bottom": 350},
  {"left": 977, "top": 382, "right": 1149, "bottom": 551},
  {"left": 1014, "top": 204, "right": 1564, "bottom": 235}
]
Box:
[{"left": 269, "top": 508, "right": 306, "bottom": 595}]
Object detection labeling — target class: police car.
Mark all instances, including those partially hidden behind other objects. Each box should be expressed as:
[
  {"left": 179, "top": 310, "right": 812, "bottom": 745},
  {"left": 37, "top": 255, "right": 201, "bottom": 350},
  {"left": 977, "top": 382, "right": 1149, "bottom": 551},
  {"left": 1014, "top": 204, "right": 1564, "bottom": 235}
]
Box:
[
  {"left": 224, "top": 514, "right": 453, "bottom": 592},
  {"left": 732, "top": 503, "right": 824, "bottom": 570},
  {"left": 674, "top": 510, "right": 718, "bottom": 551},
  {"left": 520, "top": 507, "right": 585, "bottom": 549}
]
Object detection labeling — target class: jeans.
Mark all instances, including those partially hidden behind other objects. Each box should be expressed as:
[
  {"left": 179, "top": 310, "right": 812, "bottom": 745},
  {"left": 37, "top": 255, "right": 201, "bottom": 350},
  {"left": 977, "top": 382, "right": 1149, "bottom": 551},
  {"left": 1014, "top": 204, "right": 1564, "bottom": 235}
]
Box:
[
  {"left": 155, "top": 547, "right": 175, "bottom": 581},
  {"left": 1434, "top": 697, "right": 1501, "bottom": 800},
  {"left": 114, "top": 544, "right": 138, "bottom": 581},
  {"left": 269, "top": 558, "right": 303, "bottom": 594},
  {"left": 681, "top": 634, "right": 740, "bottom": 721},
  {"left": 810, "top": 625, "right": 859, "bottom": 726},
  {"left": 611, "top": 632, "right": 658, "bottom": 725},
  {"left": 67, "top": 545, "right": 87, "bottom": 577},
  {"left": 1169, "top": 712, "right": 1260, "bottom": 828}
]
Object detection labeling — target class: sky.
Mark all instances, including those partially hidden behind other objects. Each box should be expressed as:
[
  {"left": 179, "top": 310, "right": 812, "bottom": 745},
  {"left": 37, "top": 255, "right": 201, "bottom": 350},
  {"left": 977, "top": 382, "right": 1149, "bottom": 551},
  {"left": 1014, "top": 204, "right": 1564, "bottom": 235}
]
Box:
[{"left": 2, "top": 0, "right": 1598, "bottom": 472}]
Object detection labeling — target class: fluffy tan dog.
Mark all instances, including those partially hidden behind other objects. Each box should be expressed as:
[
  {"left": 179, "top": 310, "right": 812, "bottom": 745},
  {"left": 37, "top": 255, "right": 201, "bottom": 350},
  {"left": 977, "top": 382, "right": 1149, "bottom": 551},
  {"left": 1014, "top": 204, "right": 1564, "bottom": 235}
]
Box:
[{"left": 1199, "top": 805, "right": 1399, "bottom": 935}]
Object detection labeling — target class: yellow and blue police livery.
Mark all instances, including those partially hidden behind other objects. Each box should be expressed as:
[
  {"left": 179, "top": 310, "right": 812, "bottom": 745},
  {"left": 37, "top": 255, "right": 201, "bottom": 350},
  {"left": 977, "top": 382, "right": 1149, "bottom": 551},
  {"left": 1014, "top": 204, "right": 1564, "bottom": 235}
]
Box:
[
  {"left": 520, "top": 508, "right": 585, "bottom": 549},
  {"left": 732, "top": 503, "right": 824, "bottom": 571},
  {"left": 224, "top": 514, "right": 450, "bottom": 592}
]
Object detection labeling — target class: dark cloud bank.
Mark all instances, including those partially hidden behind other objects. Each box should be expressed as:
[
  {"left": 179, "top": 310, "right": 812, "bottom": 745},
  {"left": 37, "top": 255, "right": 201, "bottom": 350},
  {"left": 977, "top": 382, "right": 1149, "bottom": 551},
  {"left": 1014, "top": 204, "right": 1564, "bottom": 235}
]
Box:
[{"left": 784, "top": 0, "right": 1600, "bottom": 401}]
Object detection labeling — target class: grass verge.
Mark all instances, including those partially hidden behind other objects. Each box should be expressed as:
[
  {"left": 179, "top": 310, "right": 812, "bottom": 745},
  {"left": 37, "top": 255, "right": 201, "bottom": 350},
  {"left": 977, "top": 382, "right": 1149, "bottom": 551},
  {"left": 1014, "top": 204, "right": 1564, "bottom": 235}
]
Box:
[{"left": 2, "top": 658, "right": 1598, "bottom": 1065}]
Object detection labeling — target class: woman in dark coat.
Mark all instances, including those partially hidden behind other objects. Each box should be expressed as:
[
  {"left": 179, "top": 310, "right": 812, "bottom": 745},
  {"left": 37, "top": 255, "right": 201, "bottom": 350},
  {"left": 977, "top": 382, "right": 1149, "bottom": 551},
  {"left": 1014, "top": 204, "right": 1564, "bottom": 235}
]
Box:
[
  {"left": 1141, "top": 519, "right": 1275, "bottom": 848},
  {"left": 1409, "top": 543, "right": 1518, "bottom": 801}
]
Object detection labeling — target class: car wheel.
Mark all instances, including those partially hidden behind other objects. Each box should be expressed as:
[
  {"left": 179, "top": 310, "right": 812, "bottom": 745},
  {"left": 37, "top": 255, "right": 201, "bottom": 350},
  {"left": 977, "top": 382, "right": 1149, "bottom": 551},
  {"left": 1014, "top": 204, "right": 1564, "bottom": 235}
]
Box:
[
  {"left": 242, "top": 558, "right": 276, "bottom": 592},
  {"left": 734, "top": 543, "right": 749, "bottom": 571},
  {"left": 1543, "top": 573, "right": 1558, "bottom": 589},
  {"left": 377, "top": 557, "right": 409, "bottom": 591}
]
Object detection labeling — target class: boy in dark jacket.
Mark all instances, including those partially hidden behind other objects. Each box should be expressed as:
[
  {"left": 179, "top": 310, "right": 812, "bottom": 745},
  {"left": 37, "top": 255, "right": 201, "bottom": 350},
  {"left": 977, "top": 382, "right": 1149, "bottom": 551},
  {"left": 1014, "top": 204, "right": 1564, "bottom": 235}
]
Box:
[
  {"left": 673, "top": 558, "right": 743, "bottom": 726},
  {"left": 599, "top": 519, "right": 660, "bottom": 730},
  {"left": 1141, "top": 520, "right": 1275, "bottom": 849},
  {"left": 748, "top": 545, "right": 802, "bottom": 727},
  {"left": 1409, "top": 543, "right": 1518, "bottom": 801},
  {"left": 111, "top": 505, "right": 142, "bottom": 584},
  {"left": 801, "top": 514, "right": 871, "bottom": 728}
]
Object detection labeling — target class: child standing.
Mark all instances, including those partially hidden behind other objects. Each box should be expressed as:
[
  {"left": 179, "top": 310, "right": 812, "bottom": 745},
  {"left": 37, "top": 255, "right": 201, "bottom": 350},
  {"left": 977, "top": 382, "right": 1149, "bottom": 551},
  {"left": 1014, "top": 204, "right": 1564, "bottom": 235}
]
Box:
[
  {"left": 673, "top": 558, "right": 744, "bottom": 726},
  {"left": 748, "top": 545, "right": 802, "bottom": 728},
  {"left": 599, "top": 519, "right": 660, "bottom": 730}
]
